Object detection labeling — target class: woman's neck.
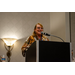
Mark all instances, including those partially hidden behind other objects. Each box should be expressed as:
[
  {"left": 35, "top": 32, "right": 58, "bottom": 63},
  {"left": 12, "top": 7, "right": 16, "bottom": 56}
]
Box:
[{"left": 37, "top": 34, "right": 42, "bottom": 40}]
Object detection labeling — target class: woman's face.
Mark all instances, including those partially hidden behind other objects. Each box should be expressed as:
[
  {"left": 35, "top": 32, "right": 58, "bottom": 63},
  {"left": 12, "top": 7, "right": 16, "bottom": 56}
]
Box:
[{"left": 34, "top": 24, "right": 43, "bottom": 35}]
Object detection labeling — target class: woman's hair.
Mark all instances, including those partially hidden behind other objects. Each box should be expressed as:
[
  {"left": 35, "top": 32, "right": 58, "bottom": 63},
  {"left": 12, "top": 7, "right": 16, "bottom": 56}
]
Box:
[
  {"left": 34, "top": 23, "right": 43, "bottom": 30},
  {"left": 32, "top": 23, "right": 43, "bottom": 37}
]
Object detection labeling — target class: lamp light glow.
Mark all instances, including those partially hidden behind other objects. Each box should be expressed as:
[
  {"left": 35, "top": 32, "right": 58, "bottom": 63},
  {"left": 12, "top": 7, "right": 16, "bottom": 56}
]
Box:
[
  {"left": 2, "top": 38, "right": 17, "bottom": 62},
  {"left": 2, "top": 38, "right": 17, "bottom": 46}
]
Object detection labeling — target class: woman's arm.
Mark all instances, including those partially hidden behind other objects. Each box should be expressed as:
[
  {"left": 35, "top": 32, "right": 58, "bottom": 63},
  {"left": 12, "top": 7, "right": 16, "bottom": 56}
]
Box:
[
  {"left": 21, "top": 43, "right": 28, "bottom": 51},
  {"left": 21, "top": 36, "right": 32, "bottom": 57}
]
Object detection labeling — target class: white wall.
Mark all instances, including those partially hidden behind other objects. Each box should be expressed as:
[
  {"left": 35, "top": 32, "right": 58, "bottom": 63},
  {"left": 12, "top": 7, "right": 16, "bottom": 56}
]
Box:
[
  {"left": 50, "top": 12, "right": 70, "bottom": 42},
  {"left": 65, "top": 12, "right": 70, "bottom": 42}
]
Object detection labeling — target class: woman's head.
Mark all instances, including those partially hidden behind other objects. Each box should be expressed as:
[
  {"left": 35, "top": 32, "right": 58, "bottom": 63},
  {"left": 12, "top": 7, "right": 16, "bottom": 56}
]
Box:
[{"left": 33, "top": 23, "right": 43, "bottom": 36}]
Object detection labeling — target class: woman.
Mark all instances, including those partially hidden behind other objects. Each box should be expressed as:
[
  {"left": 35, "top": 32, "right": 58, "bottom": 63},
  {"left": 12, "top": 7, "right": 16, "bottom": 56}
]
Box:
[{"left": 21, "top": 23, "right": 49, "bottom": 57}]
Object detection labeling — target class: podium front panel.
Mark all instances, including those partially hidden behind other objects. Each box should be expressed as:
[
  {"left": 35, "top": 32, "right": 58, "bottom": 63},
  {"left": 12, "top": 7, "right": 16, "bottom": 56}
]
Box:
[{"left": 39, "top": 41, "right": 71, "bottom": 62}]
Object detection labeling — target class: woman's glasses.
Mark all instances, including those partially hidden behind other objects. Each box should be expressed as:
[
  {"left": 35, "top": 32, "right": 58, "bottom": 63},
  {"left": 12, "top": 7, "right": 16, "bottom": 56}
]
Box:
[{"left": 37, "top": 27, "right": 43, "bottom": 29}]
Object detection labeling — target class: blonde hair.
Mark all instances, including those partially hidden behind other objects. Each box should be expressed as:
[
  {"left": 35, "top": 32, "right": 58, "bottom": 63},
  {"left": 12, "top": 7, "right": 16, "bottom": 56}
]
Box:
[
  {"left": 32, "top": 23, "right": 43, "bottom": 37},
  {"left": 34, "top": 23, "right": 43, "bottom": 30}
]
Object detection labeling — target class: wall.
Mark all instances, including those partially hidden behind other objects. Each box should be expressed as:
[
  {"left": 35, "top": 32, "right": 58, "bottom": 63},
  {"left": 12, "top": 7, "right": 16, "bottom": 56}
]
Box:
[
  {"left": 50, "top": 12, "right": 70, "bottom": 42},
  {"left": 0, "top": 12, "right": 50, "bottom": 62},
  {"left": 70, "top": 12, "right": 75, "bottom": 57}
]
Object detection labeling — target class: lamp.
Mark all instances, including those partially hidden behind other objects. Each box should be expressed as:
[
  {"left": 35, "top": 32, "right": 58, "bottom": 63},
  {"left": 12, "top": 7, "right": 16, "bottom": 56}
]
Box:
[{"left": 2, "top": 38, "right": 17, "bottom": 62}]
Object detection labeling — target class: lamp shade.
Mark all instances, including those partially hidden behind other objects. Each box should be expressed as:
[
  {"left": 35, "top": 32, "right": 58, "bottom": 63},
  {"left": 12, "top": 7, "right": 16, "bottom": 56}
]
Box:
[{"left": 2, "top": 38, "right": 17, "bottom": 46}]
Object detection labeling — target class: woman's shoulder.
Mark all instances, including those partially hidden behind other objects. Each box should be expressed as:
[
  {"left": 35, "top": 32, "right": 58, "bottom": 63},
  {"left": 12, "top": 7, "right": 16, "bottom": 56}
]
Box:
[
  {"left": 25, "top": 35, "right": 35, "bottom": 44},
  {"left": 26, "top": 35, "right": 34, "bottom": 40},
  {"left": 25, "top": 35, "right": 35, "bottom": 41},
  {"left": 29, "top": 35, "right": 34, "bottom": 39}
]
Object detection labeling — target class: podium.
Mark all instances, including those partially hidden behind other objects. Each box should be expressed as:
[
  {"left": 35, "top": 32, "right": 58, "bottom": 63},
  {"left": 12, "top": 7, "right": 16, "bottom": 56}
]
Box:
[{"left": 25, "top": 40, "right": 71, "bottom": 62}]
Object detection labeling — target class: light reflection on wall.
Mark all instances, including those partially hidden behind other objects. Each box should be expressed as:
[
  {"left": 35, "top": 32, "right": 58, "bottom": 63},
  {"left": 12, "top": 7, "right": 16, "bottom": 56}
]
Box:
[{"left": 0, "top": 12, "right": 50, "bottom": 40}]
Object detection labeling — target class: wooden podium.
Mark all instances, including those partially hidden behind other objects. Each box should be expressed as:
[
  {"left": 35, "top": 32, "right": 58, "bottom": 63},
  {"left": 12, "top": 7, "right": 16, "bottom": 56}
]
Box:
[{"left": 25, "top": 40, "right": 71, "bottom": 62}]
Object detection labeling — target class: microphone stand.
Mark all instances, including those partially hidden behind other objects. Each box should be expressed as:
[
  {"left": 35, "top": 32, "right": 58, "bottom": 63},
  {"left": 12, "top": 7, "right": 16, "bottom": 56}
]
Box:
[
  {"left": 41, "top": 34, "right": 42, "bottom": 41},
  {"left": 41, "top": 32, "right": 64, "bottom": 42},
  {"left": 50, "top": 34, "right": 64, "bottom": 42}
]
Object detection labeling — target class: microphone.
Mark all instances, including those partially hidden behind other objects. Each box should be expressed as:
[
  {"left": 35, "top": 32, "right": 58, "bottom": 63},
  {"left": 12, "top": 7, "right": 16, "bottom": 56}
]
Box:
[
  {"left": 41, "top": 32, "right": 50, "bottom": 36},
  {"left": 41, "top": 32, "right": 64, "bottom": 42}
]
